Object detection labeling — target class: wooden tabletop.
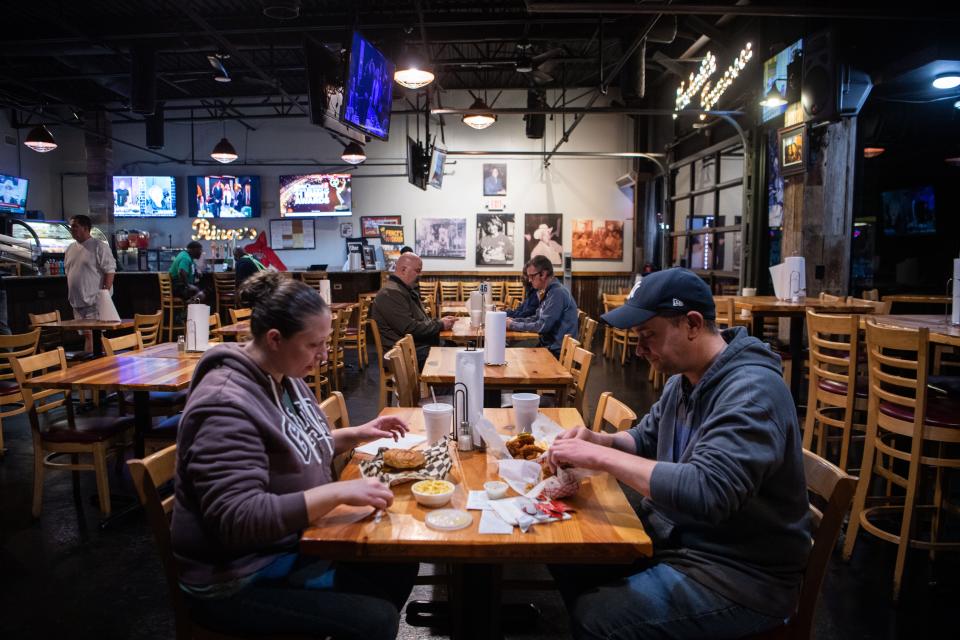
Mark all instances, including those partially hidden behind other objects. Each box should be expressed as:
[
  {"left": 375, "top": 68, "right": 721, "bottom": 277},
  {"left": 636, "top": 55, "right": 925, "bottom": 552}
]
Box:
[
  {"left": 29, "top": 355, "right": 197, "bottom": 392},
  {"left": 863, "top": 314, "right": 960, "bottom": 347},
  {"left": 212, "top": 321, "right": 249, "bottom": 337},
  {"left": 132, "top": 342, "right": 211, "bottom": 359},
  {"left": 32, "top": 318, "right": 135, "bottom": 331},
  {"left": 300, "top": 407, "right": 652, "bottom": 563},
  {"left": 881, "top": 294, "right": 951, "bottom": 305},
  {"left": 420, "top": 347, "right": 573, "bottom": 387},
  {"left": 440, "top": 302, "right": 505, "bottom": 316},
  {"left": 440, "top": 317, "right": 539, "bottom": 343},
  {"left": 717, "top": 295, "right": 878, "bottom": 315}
]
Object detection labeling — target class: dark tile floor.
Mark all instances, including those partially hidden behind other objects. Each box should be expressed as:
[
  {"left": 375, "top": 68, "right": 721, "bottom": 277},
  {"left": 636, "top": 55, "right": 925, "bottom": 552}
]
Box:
[{"left": 1, "top": 348, "right": 957, "bottom": 639}]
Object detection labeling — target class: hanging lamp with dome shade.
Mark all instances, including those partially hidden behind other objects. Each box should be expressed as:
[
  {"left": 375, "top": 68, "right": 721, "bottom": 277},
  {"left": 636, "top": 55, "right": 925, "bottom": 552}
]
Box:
[
  {"left": 210, "top": 121, "right": 238, "bottom": 164},
  {"left": 341, "top": 141, "right": 366, "bottom": 165},
  {"left": 461, "top": 96, "right": 497, "bottom": 130},
  {"left": 24, "top": 125, "right": 58, "bottom": 153}
]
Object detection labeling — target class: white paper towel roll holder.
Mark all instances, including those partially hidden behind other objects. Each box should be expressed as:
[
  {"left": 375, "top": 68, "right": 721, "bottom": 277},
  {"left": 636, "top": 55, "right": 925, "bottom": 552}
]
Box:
[{"left": 947, "top": 277, "right": 959, "bottom": 326}]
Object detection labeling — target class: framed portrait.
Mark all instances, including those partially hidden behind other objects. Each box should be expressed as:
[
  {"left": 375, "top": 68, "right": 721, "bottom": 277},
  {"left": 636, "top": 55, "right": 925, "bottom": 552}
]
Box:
[
  {"left": 378, "top": 224, "right": 405, "bottom": 245},
  {"left": 415, "top": 218, "right": 467, "bottom": 258},
  {"left": 339, "top": 221, "right": 355, "bottom": 238},
  {"left": 524, "top": 213, "right": 563, "bottom": 266},
  {"left": 482, "top": 163, "right": 507, "bottom": 196},
  {"left": 571, "top": 218, "right": 624, "bottom": 260},
  {"left": 777, "top": 123, "right": 807, "bottom": 176},
  {"left": 476, "top": 213, "right": 515, "bottom": 266},
  {"left": 360, "top": 215, "right": 401, "bottom": 238}
]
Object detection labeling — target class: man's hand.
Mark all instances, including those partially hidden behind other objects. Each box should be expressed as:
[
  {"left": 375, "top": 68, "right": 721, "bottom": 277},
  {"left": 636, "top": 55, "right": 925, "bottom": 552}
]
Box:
[
  {"left": 354, "top": 415, "right": 409, "bottom": 444},
  {"left": 441, "top": 316, "right": 457, "bottom": 330},
  {"left": 546, "top": 437, "right": 612, "bottom": 473},
  {"left": 554, "top": 425, "right": 604, "bottom": 444},
  {"left": 505, "top": 318, "right": 513, "bottom": 329}
]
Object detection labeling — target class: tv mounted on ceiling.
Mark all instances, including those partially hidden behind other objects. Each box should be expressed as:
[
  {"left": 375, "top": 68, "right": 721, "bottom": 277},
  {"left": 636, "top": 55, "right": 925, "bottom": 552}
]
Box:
[
  {"left": 340, "top": 31, "right": 395, "bottom": 140},
  {"left": 406, "top": 137, "right": 428, "bottom": 191},
  {"left": 428, "top": 144, "right": 446, "bottom": 189}
]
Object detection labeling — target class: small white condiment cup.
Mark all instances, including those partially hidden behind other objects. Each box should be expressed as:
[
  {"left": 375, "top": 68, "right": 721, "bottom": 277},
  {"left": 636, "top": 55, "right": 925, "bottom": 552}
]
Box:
[{"left": 484, "top": 480, "right": 509, "bottom": 500}]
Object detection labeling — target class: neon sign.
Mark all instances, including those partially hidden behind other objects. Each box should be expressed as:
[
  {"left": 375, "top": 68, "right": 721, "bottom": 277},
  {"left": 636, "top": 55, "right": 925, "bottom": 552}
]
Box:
[
  {"left": 191, "top": 219, "right": 259, "bottom": 241},
  {"left": 675, "top": 43, "right": 753, "bottom": 113}
]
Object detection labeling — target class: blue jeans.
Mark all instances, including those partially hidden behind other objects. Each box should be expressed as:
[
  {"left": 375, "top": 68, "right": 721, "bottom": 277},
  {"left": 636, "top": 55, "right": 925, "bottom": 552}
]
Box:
[
  {"left": 550, "top": 561, "right": 784, "bottom": 640},
  {"left": 185, "top": 555, "right": 417, "bottom": 640}
]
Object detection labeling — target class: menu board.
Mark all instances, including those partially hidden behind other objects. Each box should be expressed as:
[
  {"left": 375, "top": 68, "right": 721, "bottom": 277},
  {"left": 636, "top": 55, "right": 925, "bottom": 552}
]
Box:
[{"left": 269, "top": 218, "right": 316, "bottom": 250}]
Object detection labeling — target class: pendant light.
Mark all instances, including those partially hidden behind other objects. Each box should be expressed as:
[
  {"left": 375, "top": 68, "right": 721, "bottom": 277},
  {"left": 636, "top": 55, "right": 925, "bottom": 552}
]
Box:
[
  {"left": 210, "top": 121, "right": 238, "bottom": 164},
  {"left": 24, "top": 125, "right": 57, "bottom": 153},
  {"left": 932, "top": 73, "right": 960, "bottom": 90},
  {"left": 341, "top": 141, "right": 366, "bottom": 165},
  {"left": 759, "top": 85, "right": 787, "bottom": 108},
  {"left": 461, "top": 96, "right": 496, "bottom": 130},
  {"left": 394, "top": 44, "right": 435, "bottom": 89}
]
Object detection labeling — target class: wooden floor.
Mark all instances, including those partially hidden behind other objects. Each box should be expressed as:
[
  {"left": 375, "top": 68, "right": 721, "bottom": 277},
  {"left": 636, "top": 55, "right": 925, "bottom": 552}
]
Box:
[{"left": 0, "top": 345, "right": 958, "bottom": 639}]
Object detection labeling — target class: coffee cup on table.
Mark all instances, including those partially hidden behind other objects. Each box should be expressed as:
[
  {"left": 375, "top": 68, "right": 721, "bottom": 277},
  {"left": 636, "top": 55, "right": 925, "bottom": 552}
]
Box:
[
  {"left": 511, "top": 393, "right": 541, "bottom": 434},
  {"left": 741, "top": 287, "right": 757, "bottom": 297},
  {"left": 422, "top": 403, "right": 454, "bottom": 445}
]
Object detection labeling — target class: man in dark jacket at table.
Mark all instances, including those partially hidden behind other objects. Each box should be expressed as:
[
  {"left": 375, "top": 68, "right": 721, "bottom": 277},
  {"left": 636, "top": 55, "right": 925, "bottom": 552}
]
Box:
[
  {"left": 506, "top": 255, "right": 578, "bottom": 358},
  {"left": 546, "top": 268, "right": 810, "bottom": 639},
  {"left": 371, "top": 253, "right": 456, "bottom": 368}
]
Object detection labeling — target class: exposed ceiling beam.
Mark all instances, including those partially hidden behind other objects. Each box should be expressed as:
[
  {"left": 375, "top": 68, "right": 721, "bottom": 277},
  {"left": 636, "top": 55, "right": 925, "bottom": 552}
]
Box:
[
  {"left": 652, "top": 51, "right": 688, "bottom": 78},
  {"left": 526, "top": 2, "right": 960, "bottom": 20}
]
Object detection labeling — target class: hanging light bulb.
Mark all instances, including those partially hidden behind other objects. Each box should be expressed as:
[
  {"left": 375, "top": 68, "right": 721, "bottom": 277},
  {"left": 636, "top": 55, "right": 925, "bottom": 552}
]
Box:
[
  {"left": 461, "top": 96, "right": 496, "bottom": 130},
  {"left": 210, "top": 121, "right": 238, "bottom": 163},
  {"left": 759, "top": 85, "right": 788, "bottom": 108},
  {"left": 24, "top": 125, "right": 57, "bottom": 153},
  {"left": 932, "top": 73, "right": 960, "bottom": 90},
  {"left": 341, "top": 141, "right": 366, "bottom": 164},
  {"left": 863, "top": 147, "right": 885, "bottom": 159}
]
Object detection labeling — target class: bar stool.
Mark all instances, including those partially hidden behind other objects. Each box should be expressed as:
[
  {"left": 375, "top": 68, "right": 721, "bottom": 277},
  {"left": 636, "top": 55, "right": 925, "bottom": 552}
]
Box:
[
  {"left": 212, "top": 272, "right": 237, "bottom": 323},
  {"left": 158, "top": 273, "right": 185, "bottom": 342},
  {"left": 841, "top": 321, "right": 960, "bottom": 600}
]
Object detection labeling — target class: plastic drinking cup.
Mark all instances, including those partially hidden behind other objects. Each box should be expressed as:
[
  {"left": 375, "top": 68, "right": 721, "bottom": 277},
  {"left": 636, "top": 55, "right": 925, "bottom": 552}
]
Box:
[
  {"left": 511, "top": 393, "right": 541, "bottom": 434},
  {"left": 422, "top": 403, "right": 454, "bottom": 444}
]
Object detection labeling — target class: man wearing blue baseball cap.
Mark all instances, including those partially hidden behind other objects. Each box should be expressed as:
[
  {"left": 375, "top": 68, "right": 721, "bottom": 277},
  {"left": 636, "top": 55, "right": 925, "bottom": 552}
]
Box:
[{"left": 547, "top": 267, "right": 809, "bottom": 639}]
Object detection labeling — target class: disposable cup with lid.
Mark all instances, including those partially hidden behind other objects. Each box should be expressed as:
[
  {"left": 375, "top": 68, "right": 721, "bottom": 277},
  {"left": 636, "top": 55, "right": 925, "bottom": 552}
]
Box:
[
  {"left": 511, "top": 393, "right": 540, "bottom": 433},
  {"left": 422, "top": 402, "right": 454, "bottom": 444}
]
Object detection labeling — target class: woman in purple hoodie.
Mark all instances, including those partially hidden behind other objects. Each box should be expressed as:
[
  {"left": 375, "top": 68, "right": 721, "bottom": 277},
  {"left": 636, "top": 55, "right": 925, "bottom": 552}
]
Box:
[{"left": 172, "top": 271, "right": 416, "bottom": 639}]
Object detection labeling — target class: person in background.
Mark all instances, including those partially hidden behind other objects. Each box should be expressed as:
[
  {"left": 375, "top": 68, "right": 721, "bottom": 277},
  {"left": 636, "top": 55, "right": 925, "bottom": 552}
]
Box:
[
  {"left": 234, "top": 247, "right": 265, "bottom": 288},
  {"left": 506, "top": 255, "right": 578, "bottom": 359},
  {"left": 169, "top": 241, "right": 206, "bottom": 303},
  {"left": 546, "top": 268, "right": 809, "bottom": 639},
  {"left": 505, "top": 263, "right": 540, "bottom": 320},
  {"left": 173, "top": 272, "right": 416, "bottom": 639},
  {"left": 399, "top": 246, "right": 414, "bottom": 255},
  {"left": 64, "top": 215, "right": 115, "bottom": 352},
  {"left": 371, "top": 252, "right": 455, "bottom": 368}
]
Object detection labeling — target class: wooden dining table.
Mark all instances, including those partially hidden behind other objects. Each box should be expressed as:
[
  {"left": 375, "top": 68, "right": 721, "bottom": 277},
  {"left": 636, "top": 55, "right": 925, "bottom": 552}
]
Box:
[
  {"left": 29, "top": 354, "right": 197, "bottom": 456},
  {"left": 440, "top": 301, "right": 505, "bottom": 316},
  {"left": 439, "top": 316, "right": 539, "bottom": 345},
  {"left": 213, "top": 303, "right": 356, "bottom": 340},
  {"left": 301, "top": 407, "right": 652, "bottom": 639},
  {"left": 864, "top": 314, "right": 960, "bottom": 347},
  {"left": 132, "top": 342, "right": 211, "bottom": 358},
  {"left": 420, "top": 346, "right": 573, "bottom": 395},
  {"left": 31, "top": 318, "right": 135, "bottom": 357},
  {"left": 717, "top": 295, "right": 878, "bottom": 401}
]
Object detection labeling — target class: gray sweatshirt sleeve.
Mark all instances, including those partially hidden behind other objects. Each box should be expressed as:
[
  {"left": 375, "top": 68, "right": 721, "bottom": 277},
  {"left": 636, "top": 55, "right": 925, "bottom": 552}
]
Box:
[
  {"left": 510, "top": 290, "right": 560, "bottom": 334},
  {"left": 626, "top": 394, "right": 665, "bottom": 458},
  {"left": 648, "top": 396, "right": 786, "bottom": 525},
  {"left": 183, "top": 407, "right": 309, "bottom": 551}
]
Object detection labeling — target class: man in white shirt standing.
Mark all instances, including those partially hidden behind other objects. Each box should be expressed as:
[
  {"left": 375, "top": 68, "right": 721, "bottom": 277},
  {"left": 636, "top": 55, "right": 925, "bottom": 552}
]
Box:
[{"left": 64, "top": 215, "right": 116, "bottom": 352}]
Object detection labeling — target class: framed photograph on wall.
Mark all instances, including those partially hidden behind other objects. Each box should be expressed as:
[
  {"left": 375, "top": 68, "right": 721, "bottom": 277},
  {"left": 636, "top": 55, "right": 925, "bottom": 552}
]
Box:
[
  {"left": 571, "top": 218, "right": 624, "bottom": 260},
  {"left": 339, "top": 221, "right": 355, "bottom": 237},
  {"left": 415, "top": 218, "right": 467, "bottom": 258},
  {"left": 360, "top": 215, "right": 401, "bottom": 238},
  {"left": 482, "top": 163, "right": 507, "bottom": 196},
  {"left": 777, "top": 123, "right": 807, "bottom": 176},
  {"left": 476, "top": 213, "right": 515, "bottom": 266},
  {"left": 524, "top": 213, "right": 563, "bottom": 266}
]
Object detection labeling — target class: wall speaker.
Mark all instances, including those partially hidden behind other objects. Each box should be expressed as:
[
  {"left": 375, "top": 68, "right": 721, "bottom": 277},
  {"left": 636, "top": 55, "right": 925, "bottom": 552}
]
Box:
[
  {"left": 130, "top": 46, "right": 156, "bottom": 115},
  {"left": 145, "top": 103, "right": 164, "bottom": 149},
  {"left": 305, "top": 39, "right": 338, "bottom": 126},
  {"left": 525, "top": 89, "right": 545, "bottom": 139},
  {"left": 802, "top": 29, "right": 872, "bottom": 121}
]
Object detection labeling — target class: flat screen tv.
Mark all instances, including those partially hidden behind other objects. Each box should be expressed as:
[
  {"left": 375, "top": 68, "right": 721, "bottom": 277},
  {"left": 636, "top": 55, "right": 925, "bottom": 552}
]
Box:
[
  {"left": 0, "top": 173, "right": 29, "bottom": 214},
  {"left": 188, "top": 175, "right": 260, "bottom": 218},
  {"left": 881, "top": 186, "right": 936, "bottom": 236},
  {"left": 279, "top": 174, "right": 352, "bottom": 217},
  {"left": 113, "top": 176, "right": 177, "bottom": 217},
  {"left": 406, "top": 137, "right": 427, "bottom": 191},
  {"left": 761, "top": 39, "right": 802, "bottom": 123},
  {"left": 428, "top": 144, "right": 446, "bottom": 189},
  {"left": 340, "top": 31, "right": 395, "bottom": 140}
]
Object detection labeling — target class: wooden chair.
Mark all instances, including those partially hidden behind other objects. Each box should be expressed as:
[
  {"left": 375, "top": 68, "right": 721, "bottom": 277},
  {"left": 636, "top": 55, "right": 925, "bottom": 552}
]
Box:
[
  {"left": 439, "top": 281, "right": 460, "bottom": 303},
  {"left": 488, "top": 281, "right": 505, "bottom": 303},
  {"left": 558, "top": 335, "right": 581, "bottom": 369},
  {"left": 127, "top": 446, "right": 314, "bottom": 640},
  {"left": 818, "top": 292, "right": 843, "bottom": 303},
  {"left": 328, "top": 310, "right": 348, "bottom": 391},
  {"left": 752, "top": 450, "right": 857, "bottom": 640},
  {"left": 396, "top": 334, "right": 428, "bottom": 404},
  {"left": 850, "top": 296, "right": 892, "bottom": 315},
  {"left": 563, "top": 347, "right": 594, "bottom": 417},
  {"left": 715, "top": 297, "right": 738, "bottom": 329},
  {"left": 577, "top": 310, "right": 587, "bottom": 333},
  {"left": 102, "top": 331, "right": 144, "bottom": 356},
  {"left": 368, "top": 318, "right": 395, "bottom": 412},
  {"left": 418, "top": 280, "right": 438, "bottom": 304},
  {"left": 229, "top": 307, "right": 251, "bottom": 324},
  {"left": 460, "top": 281, "right": 480, "bottom": 299},
  {"left": 841, "top": 321, "right": 960, "bottom": 600},
  {"left": 318, "top": 391, "right": 352, "bottom": 479},
  {"left": 159, "top": 272, "right": 186, "bottom": 342},
  {"left": 384, "top": 346, "right": 416, "bottom": 407},
  {"left": 342, "top": 300, "right": 369, "bottom": 369},
  {"left": 803, "top": 311, "right": 863, "bottom": 474},
  {"left": 602, "top": 294, "right": 637, "bottom": 363},
  {"left": 13, "top": 348, "right": 133, "bottom": 517},
  {"left": 579, "top": 317, "right": 598, "bottom": 351},
  {"left": 504, "top": 282, "right": 525, "bottom": 302},
  {"left": 300, "top": 271, "right": 327, "bottom": 293},
  {"left": 29, "top": 310, "right": 96, "bottom": 406},
  {"left": 208, "top": 314, "right": 223, "bottom": 344},
  {"left": 212, "top": 272, "right": 237, "bottom": 323},
  {"left": 135, "top": 311, "right": 163, "bottom": 346},
  {"left": 103, "top": 333, "right": 187, "bottom": 420},
  {"left": 0, "top": 329, "right": 41, "bottom": 453},
  {"left": 861, "top": 288, "right": 880, "bottom": 302},
  {"left": 421, "top": 294, "right": 436, "bottom": 319},
  {"left": 591, "top": 391, "right": 637, "bottom": 433}
]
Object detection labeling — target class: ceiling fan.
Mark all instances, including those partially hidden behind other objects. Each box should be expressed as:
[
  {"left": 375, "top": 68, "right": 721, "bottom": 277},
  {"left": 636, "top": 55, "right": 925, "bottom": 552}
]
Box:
[{"left": 515, "top": 42, "right": 564, "bottom": 84}]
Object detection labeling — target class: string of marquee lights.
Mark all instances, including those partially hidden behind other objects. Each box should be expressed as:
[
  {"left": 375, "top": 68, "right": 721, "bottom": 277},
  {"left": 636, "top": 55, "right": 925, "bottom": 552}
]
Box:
[{"left": 674, "top": 43, "right": 754, "bottom": 116}]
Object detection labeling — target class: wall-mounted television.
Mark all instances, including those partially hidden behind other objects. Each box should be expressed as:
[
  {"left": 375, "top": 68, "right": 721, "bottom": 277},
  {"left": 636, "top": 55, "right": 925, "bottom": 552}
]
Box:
[
  {"left": 340, "top": 31, "right": 395, "bottom": 140},
  {"left": 761, "top": 39, "right": 802, "bottom": 123},
  {"left": 406, "top": 137, "right": 427, "bottom": 191},
  {"left": 0, "top": 173, "right": 29, "bottom": 214},
  {"left": 113, "top": 176, "right": 177, "bottom": 217},
  {"left": 881, "top": 186, "right": 936, "bottom": 236},
  {"left": 188, "top": 175, "right": 260, "bottom": 218},
  {"left": 279, "top": 174, "right": 352, "bottom": 217},
  {"left": 428, "top": 144, "right": 446, "bottom": 189}
]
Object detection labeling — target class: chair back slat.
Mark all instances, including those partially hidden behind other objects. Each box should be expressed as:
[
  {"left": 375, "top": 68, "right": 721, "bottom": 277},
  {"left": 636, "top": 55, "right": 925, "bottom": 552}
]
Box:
[
  {"left": 103, "top": 332, "right": 143, "bottom": 356},
  {"left": 134, "top": 311, "right": 163, "bottom": 346},
  {"left": 229, "top": 307, "right": 252, "bottom": 324},
  {"left": 0, "top": 329, "right": 41, "bottom": 384},
  {"left": 11, "top": 348, "right": 70, "bottom": 419}
]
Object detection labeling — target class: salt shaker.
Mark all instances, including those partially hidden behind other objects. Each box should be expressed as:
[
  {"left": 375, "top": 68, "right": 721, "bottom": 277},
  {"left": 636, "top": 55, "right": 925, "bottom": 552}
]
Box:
[
  {"left": 458, "top": 420, "right": 473, "bottom": 451},
  {"left": 177, "top": 335, "right": 186, "bottom": 353}
]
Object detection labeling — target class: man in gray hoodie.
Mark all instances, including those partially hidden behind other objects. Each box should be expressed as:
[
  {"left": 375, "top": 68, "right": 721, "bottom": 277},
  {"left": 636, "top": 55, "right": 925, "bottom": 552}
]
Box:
[{"left": 548, "top": 268, "right": 810, "bottom": 639}]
